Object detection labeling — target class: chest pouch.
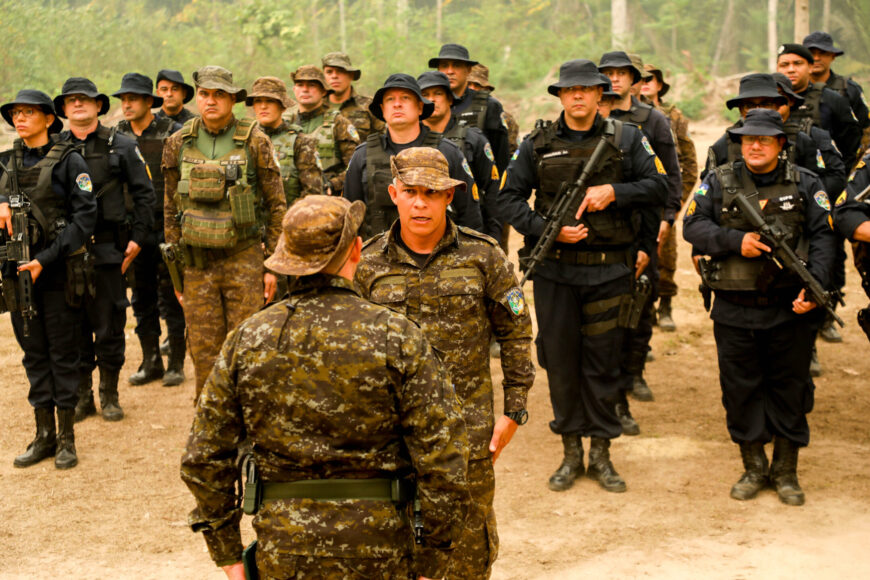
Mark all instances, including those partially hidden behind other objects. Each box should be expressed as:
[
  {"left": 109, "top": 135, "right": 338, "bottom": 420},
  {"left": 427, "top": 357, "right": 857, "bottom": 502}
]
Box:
[
  {"left": 181, "top": 209, "right": 237, "bottom": 249},
  {"left": 188, "top": 164, "right": 227, "bottom": 202}
]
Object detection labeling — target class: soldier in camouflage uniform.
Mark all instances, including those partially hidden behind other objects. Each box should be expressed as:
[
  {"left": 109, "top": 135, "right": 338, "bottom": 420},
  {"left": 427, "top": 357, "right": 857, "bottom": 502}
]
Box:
[
  {"left": 641, "top": 63, "right": 699, "bottom": 331},
  {"left": 162, "top": 66, "right": 286, "bottom": 400},
  {"left": 322, "top": 52, "right": 385, "bottom": 142},
  {"left": 287, "top": 65, "right": 360, "bottom": 196},
  {"left": 181, "top": 195, "right": 471, "bottom": 580},
  {"left": 355, "top": 147, "right": 535, "bottom": 580},
  {"left": 246, "top": 76, "right": 323, "bottom": 205}
]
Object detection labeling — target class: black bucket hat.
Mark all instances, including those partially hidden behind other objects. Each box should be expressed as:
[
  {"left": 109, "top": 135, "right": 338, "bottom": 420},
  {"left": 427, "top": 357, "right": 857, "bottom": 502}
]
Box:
[
  {"left": 726, "top": 74, "right": 788, "bottom": 110},
  {"left": 597, "top": 51, "right": 642, "bottom": 84},
  {"left": 777, "top": 43, "right": 815, "bottom": 65},
  {"left": 802, "top": 31, "right": 844, "bottom": 56},
  {"left": 1, "top": 89, "right": 64, "bottom": 134},
  {"left": 428, "top": 44, "right": 478, "bottom": 68},
  {"left": 369, "top": 74, "right": 434, "bottom": 122},
  {"left": 416, "top": 71, "right": 455, "bottom": 102},
  {"left": 600, "top": 76, "right": 619, "bottom": 100},
  {"left": 54, "top": 77, "right": 110, "bottom": 118},
  {"left": 727, "top": 109, "right": 787, "bottom": 142},
  {"left": 156, "top": 69, "right": 195, "bottom": 103},
  {"left": 112, "top": 73, "right": 163, "bottom": 108},
  {"left": 771, "top": 73, "right": 805, "bottom": 106},
  {"left": 548, "top": 59, "right": 609, "bottom": 96}
]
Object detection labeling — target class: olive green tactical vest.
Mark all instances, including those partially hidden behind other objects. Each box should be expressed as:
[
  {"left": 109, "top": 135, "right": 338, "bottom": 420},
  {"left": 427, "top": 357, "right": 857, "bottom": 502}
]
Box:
[
  {"left": 297, "top": 108, "right": 341, "bottom": 174},
  {"left": 175, "top": 117, "right": 260, "bottom": 251},
  {"left": 267, "top": 123, "right": 304, "bottom": 205},
  {"left": 455, "top": 89, "right": 489, "bottom": 130},
  {"left": 532, "top": 117, "right": 638, "bottom": 250},
  {"left": 791, "top": 82, "right": 825, "bottom": 135}
]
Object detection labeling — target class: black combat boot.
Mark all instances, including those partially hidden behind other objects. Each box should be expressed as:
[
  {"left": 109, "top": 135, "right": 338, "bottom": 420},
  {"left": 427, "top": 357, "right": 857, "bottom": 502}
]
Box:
[
  {"left": 809, "top": 345, "right": 822, "bottom": 377},
  {"left": 54, "top": 408, "right": 78, "bottom": 469},
  {"left": 73, "top": 373, "right": 97, "bottom": 423},
  {"left": 630, "top": 373, "right": 654, "bottom": 402},
  {"left": 616, "top": 390, "right": 640, "bottom": 436},
  {"left": 730, "top": 442, "right": 769, "bottom": 501},
  {"left": 587, "top": 437, "right": 626, "bottom": 493},
  {"left": 770, "top": 437, "right": 805, "bottom": 506},
  {"left": 129, "top": 334, "right": 164, "bottom": 385},
  {"left": 163, "top": 334, "right": 186, "bottom": 386},
  {"left": 548, "top": 434, "right": 583, "bottom": 492},
  {"left": 13, "top": 407, "right": 57, "bottom": 468},
  {"left": 819, "top": 310, "right": 842, "bottom": 343},
  {"left": 98, "top": 367, "right": 124, "bottom": 421},
  {"left": 657, "top": 296, "right": 676, "bottom": 332}
]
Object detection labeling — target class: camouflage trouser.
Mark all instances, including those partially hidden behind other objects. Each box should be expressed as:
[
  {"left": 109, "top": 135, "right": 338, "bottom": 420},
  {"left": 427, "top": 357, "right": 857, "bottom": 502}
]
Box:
[
  {"left": 184, "top": 243, "right": 264, "bottom": 400},
  {"left": 447, "top": 457, "right": 498, "bottom": 580},
  {"left": 258, "top": 554, "right": 412, "bottom": 579},
  {"left": 658, "top": 224, "right": 679, "bottom": 298}
]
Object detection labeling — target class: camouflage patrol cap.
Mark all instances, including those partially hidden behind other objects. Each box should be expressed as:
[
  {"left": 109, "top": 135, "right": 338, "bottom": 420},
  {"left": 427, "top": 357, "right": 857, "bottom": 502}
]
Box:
[
  {"left": 468, "top": 64, "right": 495, "bottom": 91},
  {"left": 390, "top": 147, "right": 467, "bottom": 192},
  {"left": 245, "top": 76, "right": 292, "bottom": 109},
  {"left": 192, "top": 66, "right": 247, "bottom": 103},
  {"left": 643, "top": 64, "right": 670, "bottom": 98},
  {"left": 265, "top": 195, "right": 366, "bottom": 276},
  {"left": 291, "top": 65, "right": 332, "bottom": 93},
  {"left": 321, "top": 52, "right": 362, "bottom": 81},
  {"left": 629, "top": 54, "right": 654, "bottom": 82}
]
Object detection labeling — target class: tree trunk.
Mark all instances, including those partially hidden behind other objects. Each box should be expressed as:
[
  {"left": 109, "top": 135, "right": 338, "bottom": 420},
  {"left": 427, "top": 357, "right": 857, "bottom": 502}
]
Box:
[
  {"left": 311, "top": 0, "right": 319, "bottom": 57},
  {"left": 611, "top": 0, "right": 628, "bottom": 50},
  {"left": 436, "top": 0, "right": 442, "bottom": 44},
  {"left": 397, "top": 0, "right": 408, "bottom": 39},
  {"left": 794, "top": 0, "right": 809, "bottom": 42},
  {"left": 822, "top": 0, "right": 831, "bottom": 31},
  {"left": 339, "top": 0, "right": 346, "bottom": 53},
  {"left": 768, "top": 0, "right": 778, "bottom": 71},
  {"left": 711, "top": 0, "right": 735, "bottom": 76}
]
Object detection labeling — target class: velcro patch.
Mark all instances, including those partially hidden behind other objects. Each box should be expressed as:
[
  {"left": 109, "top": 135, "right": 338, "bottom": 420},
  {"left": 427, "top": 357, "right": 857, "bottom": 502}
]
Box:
[
  {"left": 814, "top": 191, "right": 831, "bottom": 211},
  {"left": 506, "top": 287, "right": 525, "bottom": 316},
  {"left": 76, "top": 173, "right": 92, "bottom": 192}
]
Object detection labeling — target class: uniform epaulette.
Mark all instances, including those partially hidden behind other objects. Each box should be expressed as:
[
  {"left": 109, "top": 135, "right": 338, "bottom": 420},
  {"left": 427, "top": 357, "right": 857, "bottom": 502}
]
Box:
[
  {"left": 180, "top": 117, "right": 199, "bottom": 139},
  {"left": 457, "top": 225, "right": 498, "bottom": 245},
  {"left": 233, "top": 117, "right": 256, "bottom": 143},
  {"left": 362, "top": 231, "right": 387, "bottom": 250}
]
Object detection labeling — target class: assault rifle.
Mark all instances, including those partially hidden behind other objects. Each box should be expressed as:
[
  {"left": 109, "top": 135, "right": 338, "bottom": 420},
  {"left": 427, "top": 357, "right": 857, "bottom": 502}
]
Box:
[
  {"left": 731, "top": 192, "right": 844, "bottom": 326},
  {"left": 0, "top": 141, "right": 37, "bottom": 336},
  {"left": 519, "top": 120, "right": 616, "bottom": 285}
]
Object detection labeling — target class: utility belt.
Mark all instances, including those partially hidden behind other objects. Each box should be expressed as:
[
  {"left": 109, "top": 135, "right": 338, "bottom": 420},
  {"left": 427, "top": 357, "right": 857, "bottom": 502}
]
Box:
[
  {"left": 546, "top": 247, "right": 629, "bottom": 266},
  {"left": 715, "top": 288, "right": 800, "bottom": 308},
  {"left": 181, "top": 238, "right": 258, "bottom": 270}
]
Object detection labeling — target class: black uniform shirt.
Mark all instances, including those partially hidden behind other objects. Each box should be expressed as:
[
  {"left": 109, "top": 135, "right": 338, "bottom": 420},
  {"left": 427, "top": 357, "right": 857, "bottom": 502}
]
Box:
[
  {"left": 452, "top": 88, "right": 511, "bottom": 173},
  {"left": 796, "top": 85, "right": 862, "bottom": 169},
  {"left": 833, "top": 153, "right": 870, "bottom": 239},
  {"left": 156, "top": 107, "right": 195, "bottom": 125},
  {"left": 827, "top": 70, "right": 870, "bottom": 131}
]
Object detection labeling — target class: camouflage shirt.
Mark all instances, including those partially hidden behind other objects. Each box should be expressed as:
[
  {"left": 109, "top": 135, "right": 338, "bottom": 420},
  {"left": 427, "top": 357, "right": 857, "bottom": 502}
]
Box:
[
  {"left": 355, "top": 220, "right": 535, "bottom": 460},
  {"left": 329, "top": 88, "right": 385, "bottom": 142},
  {"left": 162, "top": 116, "right": 286, "bottom": 255},
  {"left": 288, "top": 102, "right": 360, "bottom": 195},
  {"left": 660, "top": 102, "right": 699, "bottom": 204},
  {"left": 180, "top": 275, "right": 471, "bottom": 578},
  {"left": 503, "top": 108, "right": 520, "bottom": 154},
  {"left": 259, "top": 120, "right": 324, "bottom": 203}
]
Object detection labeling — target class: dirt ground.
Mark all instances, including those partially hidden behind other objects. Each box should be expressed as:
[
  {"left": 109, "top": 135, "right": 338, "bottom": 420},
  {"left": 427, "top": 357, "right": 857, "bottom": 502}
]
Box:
[{"left": 2, "top": 121, "right": 870, "bottom": 579}]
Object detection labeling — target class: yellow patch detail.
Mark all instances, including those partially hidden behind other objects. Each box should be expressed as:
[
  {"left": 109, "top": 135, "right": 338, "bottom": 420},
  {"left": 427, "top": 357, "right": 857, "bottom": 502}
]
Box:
[
  {"left": 500, "top": 170, "right": 508, "bottom": 190},
  {"left": 759, "top": 199, "right": 768, "bottom": 210},
  {"left": 491, "top": 166, "right": 499, "bottom": 181},
  {"left": 654, "top": 156, "right": 666, "bottom": 175},
  {"left": 472, "top": 183, "right": 479, "bottom": 201},
  {"left": 686, "top": 199, "right": 697, "bottom": 216}
]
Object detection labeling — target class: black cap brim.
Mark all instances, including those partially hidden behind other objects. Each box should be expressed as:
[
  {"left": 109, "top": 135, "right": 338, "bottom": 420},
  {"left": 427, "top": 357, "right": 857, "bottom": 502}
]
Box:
[
  {"left": 53, "top": 93, "right": 110, "bottom": 118},
  {"left": 111, "top": 89, "right": 164, "bottom": 109},
  {"left": 548, "top": 76, "right": 608, "bottom": 97}
]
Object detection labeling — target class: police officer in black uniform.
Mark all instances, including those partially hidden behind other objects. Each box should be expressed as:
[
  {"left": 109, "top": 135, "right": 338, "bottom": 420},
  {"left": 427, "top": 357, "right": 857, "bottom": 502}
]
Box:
[
  {"left": 418, "top": 70, "right": 502, "bottom": 241},
  {"left": 54, "top": 77, "right": 155, "bottom": 423},
  {"left": 155, "top": 69, "right": 196, "bottom": 125},
  {"left": 343, "top": 73, "right": 482, "bottom": 239},
  {"left": 833, "top": 152, "right": 870, "bottom": 243},
  {"left": 499, "top": 59, "right": 668, "bottom": 494},
  {"left": 113, "top": 73, "right": 186, "bottom": 388},
  {"left": 684, "top": 109, "right": 835, "bottom": 507},
  {"left": 429, "top": 44, "right": 512, "bottom": 173},
  {"left": 0, "top": 90, "right": 96, "bottom": 469}
]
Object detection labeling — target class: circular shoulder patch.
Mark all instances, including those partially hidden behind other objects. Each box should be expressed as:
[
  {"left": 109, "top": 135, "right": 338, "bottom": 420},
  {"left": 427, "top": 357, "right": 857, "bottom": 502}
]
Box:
[
  {"left": 814, "top": 191, "right": 831, "bottom": 211},
  {"left": 76, "top": 173, "right": 93, "bottom": 192},
  {"left": 346, "top": 123, "right": 359, "bottom": 142},
  {"left": 506, "top": 287, "right": 525, "bottom": 316},
  {"left": 461, "top": 157, "right": 474, "bottom": 178},
  {"left": 134, "top": 146, "right": 146, "bottom": 165},
  {"left": 483, "top": 142, "right": 495, "bottom": 162}
]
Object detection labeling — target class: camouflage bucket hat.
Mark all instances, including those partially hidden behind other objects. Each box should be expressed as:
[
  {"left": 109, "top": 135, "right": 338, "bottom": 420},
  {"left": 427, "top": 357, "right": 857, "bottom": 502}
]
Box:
[
  {"left": 629, "top": 54, "right": 654, "bottom": 81},
  {"left": 390, "top": 147, "right": 467, "bottom": 192},
  {"left": 245, "top": 76, "right": 292, "bottom": 109},
  {"left": 192, "top": 66, "right": 247, "bottom": 103},
  {"left": 291, "top": 65, "right": 332, "bottom": 93},
  {"left": 321, "top": 52, "right": 361, "bottom": 80},
  {"left": 265, "top": 196, "right": 366, "bottom": 276},
  {"left": 468, "top": 64, "right": 495, "bottom": 91}
]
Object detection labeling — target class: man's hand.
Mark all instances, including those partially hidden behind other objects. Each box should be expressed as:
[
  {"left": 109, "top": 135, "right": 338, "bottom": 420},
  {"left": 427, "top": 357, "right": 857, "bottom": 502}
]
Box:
[
  {"left": 18, "top": 259, "right": 43, "bottom": 283},
  {"left": 489, "top": 415, "right": 519, "bottom": 464},
  {"left": 0, "top": 202, "right": 12, "bottom": 235},
  {"left": 264, "top": 272, "right": 277, "bottom": 303},
  {"left": 555, "top": 224, "right": 589, "bottom": 244},
  {"left": 576, "top": 184, "right": 616, "bottom": 218},
  {"left": 121, "top": 240, "right": 141, "bottom": 274},
  {"left": 222, "top": 562, "right": 245, "bottom": 580},
  {"left": 635, "top": 250, "right": 649, "bottom": 279},
  {"left": 657, "top": 221, "right": 671, "bottom": 259},
  {"left": 175, "top": 290, "right": 184, "bottom": 308},
  {"left": 740, "top": 232, "right": 771, "bottom": 258},
  {"left": 792, "top": 288, "right": 818, "bottom": 315}
]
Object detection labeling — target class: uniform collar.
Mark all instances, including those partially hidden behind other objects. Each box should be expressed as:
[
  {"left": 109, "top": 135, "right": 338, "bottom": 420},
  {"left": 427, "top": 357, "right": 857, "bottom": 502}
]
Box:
[
  {"left": 297, "top": 102, "right": 330, "bottom": 122},
  {"left": 290, "top": 273, "right": 358, "bottom": 296},
  {"left": 201, "top": 116, "right": 237, "bottom": 136},
  {"left": 556, "top": 112, "right": 604, "bottom": 137},
  {"left": 260, "top": 120, "right": 293, "bottom": 137},
  {"left": 382, "top": 217, "right": 460, "bottom": 267}
]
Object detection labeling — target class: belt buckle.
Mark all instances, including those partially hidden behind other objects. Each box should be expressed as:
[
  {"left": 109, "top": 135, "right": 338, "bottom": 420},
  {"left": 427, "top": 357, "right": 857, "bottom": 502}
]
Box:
[
  {"left": 554, "top": 249, "right": 561, "bottom": 260},
  {"left": 599, "top": 252, "right": 606, "bottom": 264}
]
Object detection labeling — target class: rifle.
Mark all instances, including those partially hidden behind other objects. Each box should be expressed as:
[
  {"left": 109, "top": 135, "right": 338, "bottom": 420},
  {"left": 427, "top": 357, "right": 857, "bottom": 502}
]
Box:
[
  {"left": 0, "top": 141, "right": 37, "bottom": 336},
  {"left": 519, "top": 120, "right": 616, "bottom": 285},
  {"left": 731, "top": 192, "right": 844, "bottom": 326}
]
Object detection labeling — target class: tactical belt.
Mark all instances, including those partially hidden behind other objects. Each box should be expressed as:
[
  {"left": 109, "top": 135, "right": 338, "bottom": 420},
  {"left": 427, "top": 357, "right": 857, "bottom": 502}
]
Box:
[
  {"left": 716, "top": 289, "right": 798, "bottom": 308},
  {"left": 546, "top": 248, "right": 627, "bottom": 265},
  {"left": 261, "top": 478, "right": 414, "bottom": 503}
]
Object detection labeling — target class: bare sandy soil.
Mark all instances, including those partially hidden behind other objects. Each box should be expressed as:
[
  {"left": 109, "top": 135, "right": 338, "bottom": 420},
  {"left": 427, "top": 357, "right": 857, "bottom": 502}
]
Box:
[{"left": 1, "top": 120, "right": 869, "bottom": 579}]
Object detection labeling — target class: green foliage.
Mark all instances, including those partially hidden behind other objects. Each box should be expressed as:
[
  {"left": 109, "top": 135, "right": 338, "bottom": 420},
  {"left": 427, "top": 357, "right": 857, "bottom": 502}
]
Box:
[{"left": 675, "top": 96, "right": 705, "bottom": 121}]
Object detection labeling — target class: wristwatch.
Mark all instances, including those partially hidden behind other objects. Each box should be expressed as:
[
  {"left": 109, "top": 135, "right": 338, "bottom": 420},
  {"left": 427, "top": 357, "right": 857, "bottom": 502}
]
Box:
[{"left": 505, "top": 409, "right": 529, "bottom": 426}]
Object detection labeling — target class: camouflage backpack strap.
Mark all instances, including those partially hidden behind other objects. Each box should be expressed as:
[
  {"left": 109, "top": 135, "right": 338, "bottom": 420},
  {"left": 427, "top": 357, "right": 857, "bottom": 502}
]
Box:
[
  {"left": 233, "top": 117, "right": 258, "bottom": 185},
  {"left": 154, "top": 115, "right": 176, "bottom": 139}
]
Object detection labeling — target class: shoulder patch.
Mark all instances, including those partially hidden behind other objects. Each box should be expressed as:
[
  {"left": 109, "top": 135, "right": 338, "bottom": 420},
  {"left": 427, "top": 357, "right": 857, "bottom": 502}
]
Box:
[
  {"left": 461, "top": 157, "right": 474, "bottom": 179},
  {"left": 76, "top": 173, "right": 93, "bottom": 192},
  {"left": 346, "top": 123, "right": 359, "bottom": 142},
  {"left": 511, "top": 148, "right": 519, "bottom": 161},
  {"left": 483, "top": 142, "right": 495, "bottom": 162},
  {"left": 814, "top": 191, "right": 831, "bottom": 211},
  {"left": 835, "top": 190, "right": 847, "bottom": 207},
  {"left": 491, "top": 165, "right": 499, "bottom": 181},
  {"left": 472, "top": 182, "right": 479, "bottom": 201},
  {"left": 695, "top": 183, "right": 709, "bottom": 197},
  {"left": 816, "top": 150, "right": 826, "bottom": 169},
  {"left": 500, "top": 111, "right": 509, "bottom": 131},
  {"left": 506, "top": 287, "right": 526, "bottom": 316},
  {"left": 654, "top": 156, "right": 667, "bottom": 175},
  {"left": 685, "top": 199, "right": 697, "bottom": 217},
  {"left": 640, "top": 135, "right": 655, "bottom": 157}
]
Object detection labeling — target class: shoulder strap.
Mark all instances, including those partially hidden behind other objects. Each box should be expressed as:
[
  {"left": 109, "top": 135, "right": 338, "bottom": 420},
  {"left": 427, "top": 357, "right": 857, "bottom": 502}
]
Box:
[
  {"left": 422, "top": 128, "right": 442, "bottom": 148},
  {"left": 180, "top": 117, "right": 199, "bottom": 140},
  {"left": 155, "top": 115, "right": 176, "bottom": 138},
  {"left": 233, "top": 117, "right": 256, "bottom": 144}
]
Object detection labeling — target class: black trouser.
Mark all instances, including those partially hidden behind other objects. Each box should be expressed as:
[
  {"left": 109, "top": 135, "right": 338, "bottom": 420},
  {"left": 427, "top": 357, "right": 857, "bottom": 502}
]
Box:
[
  {"left": 80, "top": 263, "right": 128, "bottom": 374},
  {"left": 833, "top": 232, "right": 847, "bottom": 292},
  {"left": 533, "top": 274, "right": 632, "bottom": 438},
  {"left": 131, "top": 238, "right": 185, "bottom": 338},
  {"left": 621, "top": 250, "right": 659, "bottom": 378},
  {"left": 713, "top": 314, "right": 821, "bottom": 447},
  {"left": 11, "top": 286, "right": 82, "bottom": 410}
]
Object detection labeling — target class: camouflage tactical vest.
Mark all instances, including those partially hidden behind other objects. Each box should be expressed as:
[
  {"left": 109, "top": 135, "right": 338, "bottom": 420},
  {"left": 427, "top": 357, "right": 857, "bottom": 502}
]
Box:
[
  {"left": 175, "top": 117, "right": 260, "bottom": 251},
  {"left": 705, "top": 161, "right": 806, "bottom": 292},
  {"left": 268, "top": 123, "right": 305, "bottom": 205},
  {"left": 301, "top": 108, "right": 341, "bottom": 174},
  {"left": 531, "top": 117, "right": 638, "bottom": 250},
  {"left": 116, "top": 116, "right": 176, "bottom": 227},
  {"left": 455, "top": 89, "right": 489, "bottom": 131},
  {"left": 791, "top": 82, "right": 825, "bottom": 135},
  {"left": 363, "top": 130, "right": 442, "bottom": 239}
]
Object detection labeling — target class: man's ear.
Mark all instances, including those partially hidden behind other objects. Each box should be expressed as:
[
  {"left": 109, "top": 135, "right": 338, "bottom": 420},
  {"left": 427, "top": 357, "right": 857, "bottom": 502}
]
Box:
[
  {"left": 445, "top": 186, "right": 455, "bottom": 205},
  {"left": 388, "top": 181, "right": 399, "bottom": 203}
]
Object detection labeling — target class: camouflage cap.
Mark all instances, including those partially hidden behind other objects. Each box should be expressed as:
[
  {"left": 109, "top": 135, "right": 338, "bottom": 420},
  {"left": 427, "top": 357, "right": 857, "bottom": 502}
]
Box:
[
  {"left": 321, "top": 52, "right": 362, "bottom": 81},
  {"left": 390, "top": 147, "right": 467, "bottom": 192},
  {"left": 245, "top": 76, "right": 292, "bottom": 109},
  {"left": 265, "top": 196, "right": 366, "bottom": 276},
  {"left": 291, "top": 65, "right": 332, "bottom": 93},
  {"left": 628, "top": 54, "right": 654, "bottom": 81},
  {"left": 468, "top": 64, "right": 495, "bottom": 91},
  {"left": 192, "top": 66, "right": 247, "bottom": 103}
]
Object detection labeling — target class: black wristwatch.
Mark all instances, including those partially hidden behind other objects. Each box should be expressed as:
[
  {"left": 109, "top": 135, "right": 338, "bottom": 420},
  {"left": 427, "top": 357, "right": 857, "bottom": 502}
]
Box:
[{"left": 505, "top": 409, "right": 529, "bottom": 425}]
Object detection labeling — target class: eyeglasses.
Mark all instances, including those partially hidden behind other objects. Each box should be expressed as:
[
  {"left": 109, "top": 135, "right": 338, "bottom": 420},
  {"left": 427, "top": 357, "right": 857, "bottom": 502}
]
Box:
[
  {"left": 740, "top": 135, "right": 778, "bottom": 146},
  {"left": 10, "top": 107, "right": 38, "bottom": 119}
]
